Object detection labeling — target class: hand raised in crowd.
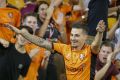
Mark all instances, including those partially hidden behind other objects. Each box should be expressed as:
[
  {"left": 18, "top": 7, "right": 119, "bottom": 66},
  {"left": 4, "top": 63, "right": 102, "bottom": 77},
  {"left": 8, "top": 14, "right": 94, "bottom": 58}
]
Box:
[
  {"left": 0, "top": 38, "right": 9, "bottom": 48},
  {"left": 5, "top": 23, "right": 21, "bottom": 34},
  {"left": 106, "top": 53, "right": 113, "bottom": 64},
  {"left": 107, "top": 42, "right": 120, "bottom": 64},
  {"left": 55, "top": 12, "right": 65, "bottom": 26},
  {"left": 96, "top": 20, "right": 106, "bottom": 33},
  {"left": 53, "top": 0, "right": 63, "bottom": 7},
  {"left": 46, "top": 5, "right": 54, "bottom": 20}
]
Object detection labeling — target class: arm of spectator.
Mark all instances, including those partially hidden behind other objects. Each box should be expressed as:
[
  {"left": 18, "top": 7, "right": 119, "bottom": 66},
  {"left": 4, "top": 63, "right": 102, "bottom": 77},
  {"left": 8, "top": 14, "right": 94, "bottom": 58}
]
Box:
[
  {"left": 6, "top": 24, "right": 53, "bottom": 51},
  {"left": 38, "top": 5, "right": 54, "bottom": 37},
  {"left": 56, "top": 12, "right": 67, "bottom": 43},
  {"left": 58, "top": 24, "right": 67, "bottom": 44},
  {"left": 108, "top": 5, "right": 120, "bottom": 14},
  {"left": 91, "top": 20, "right": 105, "bottom": 54},
  {"left": 107, "top": 17, "right": 119, "bottom": 40},
  {"left": 41, "top": 50, "right": 51, "bottom": 69},
  {"left": 94, "top": 53, "right": 113, "bottom": 80},
  {"left": 18, "top": 75, "right": 24, "bottom": 80},
  {"left": 78, "top": 0, "right": 85, "bottom": 10},
  {"left": 108, "top": 12, "right": 117, "bottom": 17},
  {"left": 113, "top": 42, "right": 120, "bottom": 58},
  {"left": 53, "top": 0, "right": 63, "bottom": 7},
  {"left": 29, "top": 48, "right": 40, "bottom": 59}
]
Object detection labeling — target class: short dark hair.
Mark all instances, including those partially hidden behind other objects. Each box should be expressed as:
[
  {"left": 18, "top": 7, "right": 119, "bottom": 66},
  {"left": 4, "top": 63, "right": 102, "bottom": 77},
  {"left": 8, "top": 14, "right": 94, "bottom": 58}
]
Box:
[
  {"left": 72, "top": 22, "right": 89, "bottom": 35},
  {"left": 20, "top": 25, "right": 33, "bottom": 34},
  {"left": 101, "top": 40, "right": 114, "bottom": 51}
]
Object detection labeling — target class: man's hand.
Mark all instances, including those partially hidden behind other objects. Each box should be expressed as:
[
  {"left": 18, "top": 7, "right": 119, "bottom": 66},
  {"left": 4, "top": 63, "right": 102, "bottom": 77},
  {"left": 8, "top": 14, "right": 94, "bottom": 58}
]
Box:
[
  {"left": 53, "top": 0, "right": 63, "bottom": 7},
  {"left": 5, "top": 23, "right": 21, "bottom": 34},
  {"left": 0, "top": 38, "right": 9, "bottom": 48},
  {"left": 96, "top": 20, "right": 106, "bottom": 33},
  {"left": 107, "top": 53, "right": 113, "bottom": 64},
  {"left": 55, "top": 12, "right": 64, "bottom": 25}
]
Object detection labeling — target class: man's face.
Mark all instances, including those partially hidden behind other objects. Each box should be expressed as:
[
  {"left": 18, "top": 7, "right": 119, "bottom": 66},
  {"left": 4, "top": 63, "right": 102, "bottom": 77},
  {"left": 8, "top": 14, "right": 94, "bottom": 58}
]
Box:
[
  {"left": 70, "top": 28, "right": 87, "bottom": 49},
  {"left": 99, "top": 45, "right": 112, "bottom": 63},
  {"left": 23, "top": 16, "right": 38, "bottom": 30},
  {"left": 38, "top": 3, "right": 48, "bottom": 21}
]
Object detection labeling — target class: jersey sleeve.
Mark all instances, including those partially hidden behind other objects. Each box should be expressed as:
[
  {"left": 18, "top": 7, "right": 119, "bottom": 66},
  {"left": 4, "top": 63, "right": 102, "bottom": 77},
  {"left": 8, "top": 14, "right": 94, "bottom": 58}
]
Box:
[{"left": 53, "top": 43, "right": 66, "bottom": 55}]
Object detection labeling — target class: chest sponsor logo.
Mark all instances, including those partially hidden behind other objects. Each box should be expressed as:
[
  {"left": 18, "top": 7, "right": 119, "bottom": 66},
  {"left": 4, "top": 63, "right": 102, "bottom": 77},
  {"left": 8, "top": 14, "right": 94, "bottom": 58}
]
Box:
[
  {"left": 80, "top": 54, "right": 85, "bottom": 61},
  {"left": 66, "top": 63, "right": 86, "bottom": 72},
  {"left": 8, "top": 12, "right": 13, "bottom": 18}
]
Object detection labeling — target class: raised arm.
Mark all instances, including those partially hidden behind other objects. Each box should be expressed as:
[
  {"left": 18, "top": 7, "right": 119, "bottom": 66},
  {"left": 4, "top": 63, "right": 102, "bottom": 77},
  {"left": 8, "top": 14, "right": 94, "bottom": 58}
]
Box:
[
  {"left": 6, "top": 24, "right": 53, "bottom": 51},
  {"left": 108, "top": 6, "right": 120, "bottom": 14},
  {"left": 38, "top": 4, "right": 54, "bottom": 37},
  {"left": 55, "top": 12, "right": 67, "bottom": 43},
  {"left": 58, "top": 23, "right": 67, "bottom": 44},
  {"left": 107, "top": 17, "right": 120, "bottom": 40},
  {"left": 91, "top": 20, "right": 105, "bottom": 54}
]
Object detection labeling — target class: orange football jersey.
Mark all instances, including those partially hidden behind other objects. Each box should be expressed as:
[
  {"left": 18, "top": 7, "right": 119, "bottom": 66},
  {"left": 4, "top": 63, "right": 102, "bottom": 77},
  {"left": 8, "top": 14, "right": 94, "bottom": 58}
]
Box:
[{"left": 0, "top": 8, "right": 20, "bottom": 42}]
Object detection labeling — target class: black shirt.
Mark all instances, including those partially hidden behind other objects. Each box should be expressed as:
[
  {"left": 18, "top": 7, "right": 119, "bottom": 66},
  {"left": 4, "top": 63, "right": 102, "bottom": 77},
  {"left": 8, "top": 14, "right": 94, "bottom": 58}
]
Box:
[
  {"left": 88, "top": 0, "right": 109, "bottom": 39},
  {"left": 0, "top": 44, "right": 31, "bottom": 80},
  {"left": 0, "top": 44, "right": 7, "bottom": 58}
]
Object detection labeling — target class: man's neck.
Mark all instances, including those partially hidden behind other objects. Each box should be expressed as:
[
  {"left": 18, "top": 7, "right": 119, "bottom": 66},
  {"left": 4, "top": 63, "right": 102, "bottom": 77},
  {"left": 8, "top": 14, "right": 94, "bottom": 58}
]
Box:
[{"left": 72, "top": 43, "right": 85, "bottom": 51}]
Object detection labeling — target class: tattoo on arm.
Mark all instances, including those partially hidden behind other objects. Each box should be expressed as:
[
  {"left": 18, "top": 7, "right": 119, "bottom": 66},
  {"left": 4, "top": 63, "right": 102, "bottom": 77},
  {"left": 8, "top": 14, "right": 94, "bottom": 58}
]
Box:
[{"left": 21, "top": 30, "right": 53, "bottom": 51}]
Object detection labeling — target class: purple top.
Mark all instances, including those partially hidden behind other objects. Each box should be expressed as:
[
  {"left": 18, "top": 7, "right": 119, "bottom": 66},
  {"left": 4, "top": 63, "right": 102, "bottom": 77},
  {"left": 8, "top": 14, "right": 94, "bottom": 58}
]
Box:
[{"left": 21, "top": 3, "right": 37, "bottom": 17}]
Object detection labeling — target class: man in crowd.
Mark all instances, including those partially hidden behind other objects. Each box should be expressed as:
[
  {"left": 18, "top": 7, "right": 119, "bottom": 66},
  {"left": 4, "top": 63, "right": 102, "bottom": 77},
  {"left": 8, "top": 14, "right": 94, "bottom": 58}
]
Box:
[
  {"left": 0, "top": 0, "right": 21, "bottom": 44},
  {"left": 94, "top": 41, "right": 120, "bottom": 80},
  {"left": 0, "top": 26, "right": 34, "bottom": 80},
  {"left": 6, "top": 19, "right": 105, "bottom": 80}
]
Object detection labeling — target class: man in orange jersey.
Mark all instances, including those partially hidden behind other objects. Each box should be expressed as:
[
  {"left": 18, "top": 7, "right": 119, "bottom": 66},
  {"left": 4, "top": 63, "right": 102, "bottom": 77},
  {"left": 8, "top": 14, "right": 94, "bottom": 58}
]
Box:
[
  {"left": 0, "top": 0, "right": 21, "bottom": 44},
  {"left": 6, "top": 19, "right": 105, "bottom": 80}
]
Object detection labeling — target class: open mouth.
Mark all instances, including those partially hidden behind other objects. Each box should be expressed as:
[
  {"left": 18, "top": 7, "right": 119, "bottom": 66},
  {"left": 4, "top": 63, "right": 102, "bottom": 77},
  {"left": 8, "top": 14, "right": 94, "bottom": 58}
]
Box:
[{"left": 103, "top": 57, "right": 107, "bottom": 60}]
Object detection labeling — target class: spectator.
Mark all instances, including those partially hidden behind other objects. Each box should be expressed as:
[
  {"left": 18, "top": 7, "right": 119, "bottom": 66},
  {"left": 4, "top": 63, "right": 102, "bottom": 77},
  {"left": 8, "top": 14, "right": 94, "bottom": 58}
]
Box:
[
  {"left": 0, "top": 0, "right": 21, "bottom": 44},
  {"left": 0, "top": 26, "right": 34, "bottom": 80},
  {"left": 94, "top": 41, "right": 120, "bottom": 80}
]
